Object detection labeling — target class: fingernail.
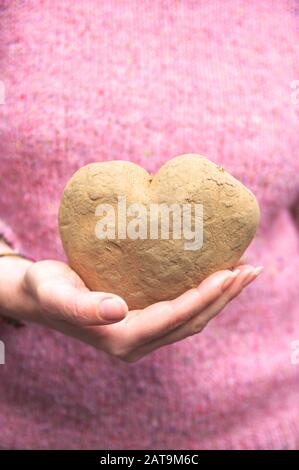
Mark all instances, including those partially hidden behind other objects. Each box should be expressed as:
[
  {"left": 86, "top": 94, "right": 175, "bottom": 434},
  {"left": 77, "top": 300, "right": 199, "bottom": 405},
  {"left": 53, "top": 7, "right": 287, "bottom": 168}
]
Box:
[
  {"left": 99, "top": 297, "right": 128, "bottom": 321},
  {"left": 254, "top": 266, "right": 264, "bottom": 276},
  {"left": 242, "top": 266, "right": 264, "bottom": 288},
  {"left": 222, "top": 269, "right": 241, "bottom": 292}
]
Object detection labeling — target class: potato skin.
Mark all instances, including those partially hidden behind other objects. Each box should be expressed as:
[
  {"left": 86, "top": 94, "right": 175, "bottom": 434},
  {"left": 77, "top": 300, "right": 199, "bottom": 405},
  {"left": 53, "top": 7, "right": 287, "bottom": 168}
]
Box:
[{"left": 59, "top": 154, "right": 260, "bottom": 309}]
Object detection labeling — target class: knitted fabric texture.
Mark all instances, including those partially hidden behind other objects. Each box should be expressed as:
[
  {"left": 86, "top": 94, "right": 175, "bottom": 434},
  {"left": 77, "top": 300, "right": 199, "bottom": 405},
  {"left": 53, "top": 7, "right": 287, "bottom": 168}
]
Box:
[{"left": 0, "top": 0, "right": 299, "bottom": 449}]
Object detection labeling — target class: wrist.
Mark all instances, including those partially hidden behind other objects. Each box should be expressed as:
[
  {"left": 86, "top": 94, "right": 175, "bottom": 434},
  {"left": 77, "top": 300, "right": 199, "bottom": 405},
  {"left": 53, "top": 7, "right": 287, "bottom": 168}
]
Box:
[{"left": 0, "top": 254, "right": 36, "bottom": 322}]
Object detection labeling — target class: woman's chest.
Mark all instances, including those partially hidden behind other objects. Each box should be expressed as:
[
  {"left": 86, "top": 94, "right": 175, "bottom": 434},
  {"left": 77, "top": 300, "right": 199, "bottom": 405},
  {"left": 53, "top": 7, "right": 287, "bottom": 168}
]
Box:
[{"left": 1, "top": 1, "right": 298, "bottom": 216}]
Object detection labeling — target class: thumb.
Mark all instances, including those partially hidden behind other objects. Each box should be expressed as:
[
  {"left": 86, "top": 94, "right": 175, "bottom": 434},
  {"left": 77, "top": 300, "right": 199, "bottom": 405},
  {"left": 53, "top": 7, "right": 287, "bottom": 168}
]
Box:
[{"left": 40, "top": 282, "right": 129, "bottom": 326}]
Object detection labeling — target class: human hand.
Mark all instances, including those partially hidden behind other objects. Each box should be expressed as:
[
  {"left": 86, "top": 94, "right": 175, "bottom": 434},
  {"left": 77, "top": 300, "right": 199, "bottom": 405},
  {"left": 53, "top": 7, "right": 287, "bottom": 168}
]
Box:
[{"left": 1, "top": 256, "right": 263, "bottom": 362}]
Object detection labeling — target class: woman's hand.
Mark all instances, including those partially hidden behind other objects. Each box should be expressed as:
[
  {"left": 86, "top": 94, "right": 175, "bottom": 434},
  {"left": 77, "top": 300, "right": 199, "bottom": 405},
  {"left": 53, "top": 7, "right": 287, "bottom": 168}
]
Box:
[{"left": 0, "top": 255, "right": 263, "bottom": 363}]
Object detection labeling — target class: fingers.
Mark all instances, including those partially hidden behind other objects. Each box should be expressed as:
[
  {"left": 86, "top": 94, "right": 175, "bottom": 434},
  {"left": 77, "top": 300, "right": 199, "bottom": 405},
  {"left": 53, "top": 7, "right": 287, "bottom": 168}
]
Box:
[
  {"left": 125, "top": 268, "right": 242, "bottom": 346},
  {"left": 37, "top": 281, "right": 129, "bottom": 326},
  {"left": 125, "top": 265, "right": 263, "bottom": 361}
]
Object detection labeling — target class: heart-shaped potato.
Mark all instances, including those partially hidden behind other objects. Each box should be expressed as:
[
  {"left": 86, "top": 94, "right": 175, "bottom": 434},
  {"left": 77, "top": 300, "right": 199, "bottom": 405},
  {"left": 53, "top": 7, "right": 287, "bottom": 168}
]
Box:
[{"left": 59, "top": 154, "right": 260, "bottom": 309}]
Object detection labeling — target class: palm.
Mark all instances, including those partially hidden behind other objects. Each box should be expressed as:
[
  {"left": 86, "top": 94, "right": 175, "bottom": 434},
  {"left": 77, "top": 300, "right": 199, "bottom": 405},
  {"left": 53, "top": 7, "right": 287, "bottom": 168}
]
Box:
[{"left": 24, "top": 258, "right": 258, "bottom": 362}]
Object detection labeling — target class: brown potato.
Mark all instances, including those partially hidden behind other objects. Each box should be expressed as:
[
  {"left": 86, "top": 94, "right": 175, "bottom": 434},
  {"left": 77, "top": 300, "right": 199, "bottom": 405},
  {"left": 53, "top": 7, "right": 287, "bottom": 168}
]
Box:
[{"left": 58, "top": 154, "right": 260, "bottom": 309}]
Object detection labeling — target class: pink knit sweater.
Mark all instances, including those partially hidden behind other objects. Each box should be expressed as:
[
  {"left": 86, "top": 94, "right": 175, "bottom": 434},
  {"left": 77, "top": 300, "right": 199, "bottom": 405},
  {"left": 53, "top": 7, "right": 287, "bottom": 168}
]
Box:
[{"left": 0, "top": 0, "right": 299, "bottom": 450}]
